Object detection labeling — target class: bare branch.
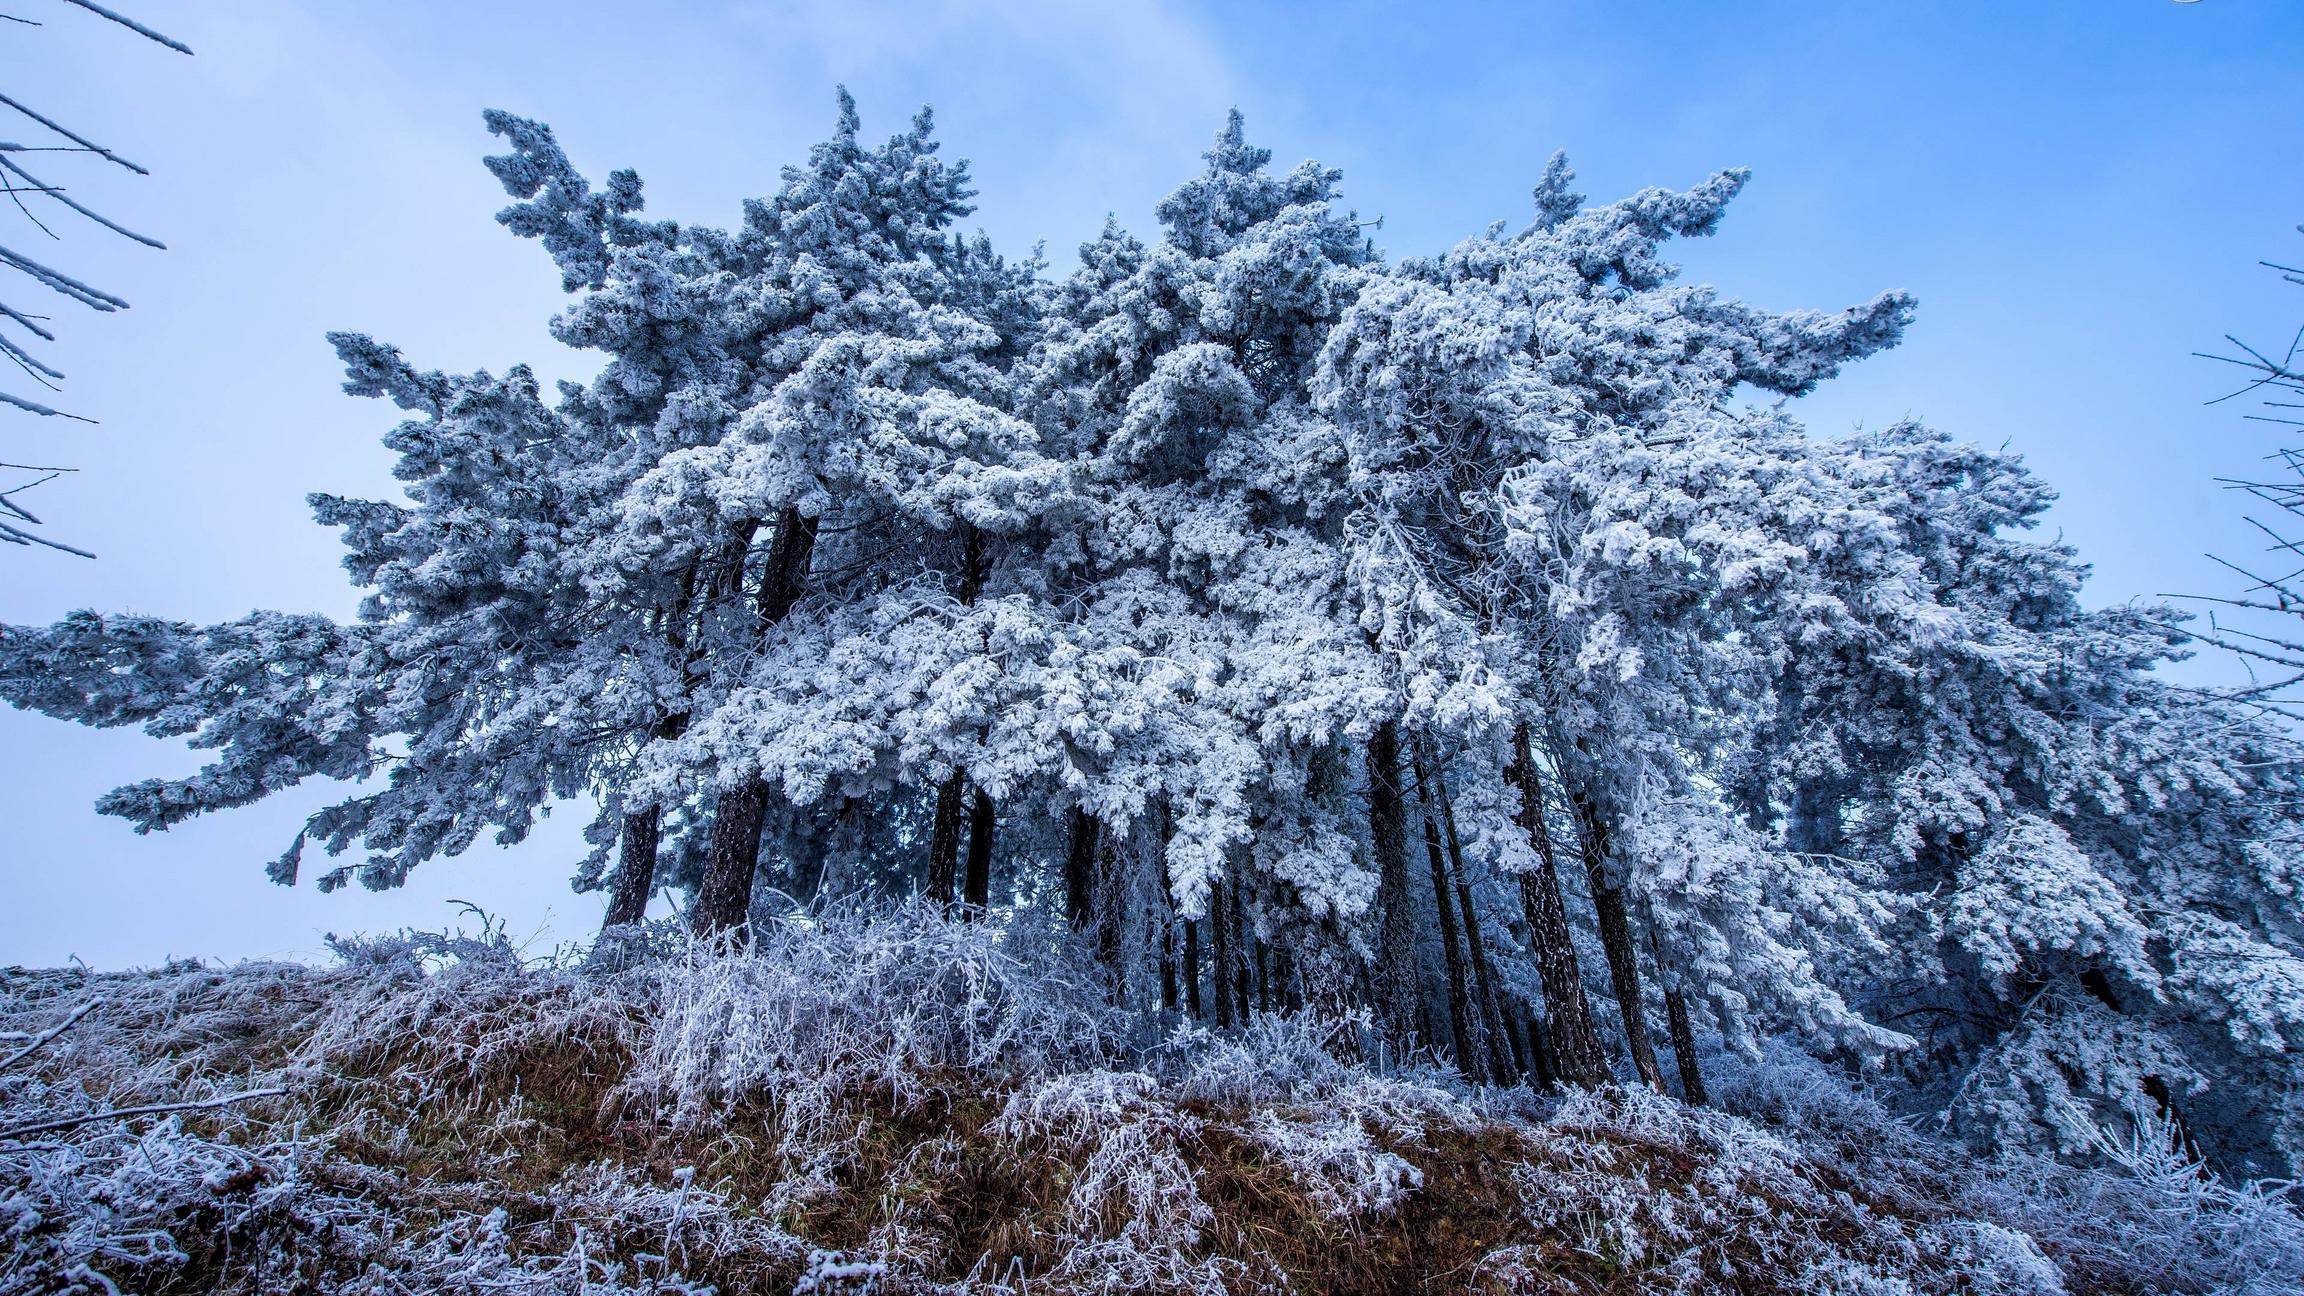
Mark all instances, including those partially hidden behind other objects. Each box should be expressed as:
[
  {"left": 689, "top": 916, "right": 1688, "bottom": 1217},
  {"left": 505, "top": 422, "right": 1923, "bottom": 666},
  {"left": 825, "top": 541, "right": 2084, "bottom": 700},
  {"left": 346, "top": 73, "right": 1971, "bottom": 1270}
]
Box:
[
  {"left": 60, "top": 0, "right": 192, "bottom": 55},
  {"left": 0, "top": 999, "right": 97, "bottom": 1072},
  {"left": 0, "top": 387, "right": 94, "bottom": 420},
  {"left": 0, "top": 92, "right": 147, "bottom": 175},
  {"left": 0, "top": 299, "right": 56, "bottom": 340},
  {"left": 0, "top": 1089, "right": 287, "bottom": 1141},
  {"left": 0, "top": 243, "right": 127, "bottom": 309},
  {"left": 0, "top": 156, "right": 165, "bottom": 247},
  {"left": 0, "top": 516, "right": 95, "bottom": 555}
]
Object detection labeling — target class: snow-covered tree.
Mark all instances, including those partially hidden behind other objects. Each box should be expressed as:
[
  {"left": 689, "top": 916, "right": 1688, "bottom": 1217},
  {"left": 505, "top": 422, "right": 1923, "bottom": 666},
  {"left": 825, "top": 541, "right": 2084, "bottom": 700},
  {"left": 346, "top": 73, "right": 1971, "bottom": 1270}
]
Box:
[
  {"left": 1003, "top": 110, "right": 1388, "bottom": 1026},
  {"left": 1729, "top": 423, "right": 2304, "bottom": 1175},
  {"left": 1316, "top": 155, "right": 1912, "bottom": 1092},
  {"left": 5, "top": 94, "right": 2302, "bottom": 1181}
]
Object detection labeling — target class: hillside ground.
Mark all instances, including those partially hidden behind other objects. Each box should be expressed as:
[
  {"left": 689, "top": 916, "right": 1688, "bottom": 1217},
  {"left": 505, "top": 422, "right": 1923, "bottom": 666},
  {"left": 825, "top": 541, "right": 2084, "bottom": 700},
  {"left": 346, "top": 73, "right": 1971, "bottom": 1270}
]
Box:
[{"left": 2, "top": 908, "right": 2297, "bottom": 1295}]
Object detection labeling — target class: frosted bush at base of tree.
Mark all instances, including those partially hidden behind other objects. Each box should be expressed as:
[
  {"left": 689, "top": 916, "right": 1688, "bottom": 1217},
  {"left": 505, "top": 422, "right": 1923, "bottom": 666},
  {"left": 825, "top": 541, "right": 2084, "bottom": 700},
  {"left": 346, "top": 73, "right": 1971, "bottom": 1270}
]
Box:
[
  {"left": 0, "top": 1117, "right": 324, "bottom": 1296},
  {"left": 1153, "top": 1012, "right": 1363, "bottom": 1105},
  {"left": 1973, "top": 1115, "right": 2304, "bottom": 1296},
  {"left": 626, "top": 901, "right": 1121, "bottom": 1120}
]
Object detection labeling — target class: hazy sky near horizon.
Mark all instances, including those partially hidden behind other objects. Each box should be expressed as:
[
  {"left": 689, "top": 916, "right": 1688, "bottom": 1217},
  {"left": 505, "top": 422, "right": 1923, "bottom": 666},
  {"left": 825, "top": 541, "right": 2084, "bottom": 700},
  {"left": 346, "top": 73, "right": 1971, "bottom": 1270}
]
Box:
[{"left": 4, "top": 0, "right": 2301, "bottom": 969}]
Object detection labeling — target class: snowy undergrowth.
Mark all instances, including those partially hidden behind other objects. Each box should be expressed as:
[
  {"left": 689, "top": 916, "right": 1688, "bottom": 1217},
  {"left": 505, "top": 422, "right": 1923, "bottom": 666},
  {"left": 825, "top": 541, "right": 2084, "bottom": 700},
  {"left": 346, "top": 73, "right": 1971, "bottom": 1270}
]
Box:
[{"left": 4, "top": 909, "right": 2299, "bottom": 1295}]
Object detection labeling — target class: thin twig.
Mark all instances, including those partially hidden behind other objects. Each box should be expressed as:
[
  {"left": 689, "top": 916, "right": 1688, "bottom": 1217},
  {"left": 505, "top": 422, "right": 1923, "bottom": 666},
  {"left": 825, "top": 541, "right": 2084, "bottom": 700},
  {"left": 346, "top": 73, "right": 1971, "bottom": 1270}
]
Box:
[
  {"left": 0, "top": 93, "right": 146, "bottom": 175},
  {"left": 0, "top": 1088, "right": 287, "bottom": 1141},
  {"left": 61, "top": 0, "right": 193, "bottom": 55},
  {"left": 0, "top": 999, "right": 97, "bottom": 1071}
]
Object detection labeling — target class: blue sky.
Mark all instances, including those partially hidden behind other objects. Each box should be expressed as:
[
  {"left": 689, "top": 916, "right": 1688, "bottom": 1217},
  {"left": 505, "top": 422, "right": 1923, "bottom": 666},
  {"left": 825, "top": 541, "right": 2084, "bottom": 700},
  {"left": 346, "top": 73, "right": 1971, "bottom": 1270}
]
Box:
[{"left": 4, "top": 0, "right": 2300, "bottom": 968}]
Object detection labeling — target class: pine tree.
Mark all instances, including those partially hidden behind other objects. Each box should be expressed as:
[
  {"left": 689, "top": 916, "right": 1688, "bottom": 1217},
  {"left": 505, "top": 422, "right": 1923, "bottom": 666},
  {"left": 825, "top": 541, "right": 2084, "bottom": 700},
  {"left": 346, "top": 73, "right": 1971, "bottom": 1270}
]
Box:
[{"left": 6, "top": 96, "right": 2301, "bottom": 1178}]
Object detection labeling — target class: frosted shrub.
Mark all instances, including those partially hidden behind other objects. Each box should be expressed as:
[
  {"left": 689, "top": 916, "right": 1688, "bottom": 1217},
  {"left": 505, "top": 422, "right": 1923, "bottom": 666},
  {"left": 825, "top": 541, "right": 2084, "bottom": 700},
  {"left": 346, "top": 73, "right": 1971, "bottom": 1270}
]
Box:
[
  {"left": 1156, "top": 1010, "right": 1470, "bottom": 1129},
  {"left": 1973, "top": 1113, "right": 2304, "bottom": 1296},
  {"left": 301, "top": 930, "right": 640, "bottom": 1096},
  {"left": 628, "top": 903, "right": 1120, "bottom": 1121},
  {"left": 547, "top": 1161, "right": 810, "bottom": 1282},
  {"left": 1157, "top": 1012, "right": 1358, "bottom": 1105},
  {"left": 1708, "top": 1044, "right": 2304, "bottom": 1294},
  {"left": 988, "top": 1070, "right": 1230, "bottom": 1294},
  {"left": 1508, "top": 1084, "right": 2061, "bottom": 1295},
  {"left": 0, "top": 1118, "right": 333, "bottom": 1296},
  {"left": 1239, "top": 1107, "right": 1423, "bottom": 1220}
]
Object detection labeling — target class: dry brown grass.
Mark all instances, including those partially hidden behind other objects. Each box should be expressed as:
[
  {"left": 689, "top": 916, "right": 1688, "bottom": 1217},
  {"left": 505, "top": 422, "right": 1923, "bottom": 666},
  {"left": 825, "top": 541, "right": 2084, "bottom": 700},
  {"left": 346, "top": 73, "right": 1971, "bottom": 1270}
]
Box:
[{"left": 7, "top": 927, "right": 2292, "bottom": 1295}]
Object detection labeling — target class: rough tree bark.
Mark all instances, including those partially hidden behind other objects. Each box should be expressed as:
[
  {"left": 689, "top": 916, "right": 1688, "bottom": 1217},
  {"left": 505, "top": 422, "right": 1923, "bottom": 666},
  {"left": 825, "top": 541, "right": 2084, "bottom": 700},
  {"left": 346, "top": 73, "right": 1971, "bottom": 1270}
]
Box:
[
  {"left": 1412, "top": 744, "right": 1483, "bottom": 1077},
  {"left": 1519, "top": 1004, "right": 1558, "bottom": 1091},
  {"left": 1569, "top": 787, "right": 1667, "bottom": 1092},
  {"left": 1638, "top": 906, "right": 1708, "bottom": 1104},
  {"left": 1209, "top": 877, "right": 1234, "bottom": 1029},
  {"left": 961, "top": 788, "right": 995, "bottom": 914},
  {"left": 1162, "top": 921, "right": 1180, "bottom": 1011},
  {"left": 926, "top": 774, "right": 965, "bottom": 907},
  {"left": 1661, "top": 979, "right": 1708, "bottom": 1106},
  {"left": 1231, "top": 881, "right": 1255, "bottom": 1021},
  {"left": 603, "top": 805, "right": 663, "bottom": 928},
  {"left": 1368, "top": 719, "right": 1426, "bottom": 1051},
  {"left": 603, "top": 561, "right": 702, "bottom": 932},
  {"left": 1095, "top": 826, "right": 1127, "bottom": 1006},
  {"left": 1505, "top": 723, "right": 1612, "bottom": 1086},
  {"left": 1066, "top": 808, "right": 1099, "bottom": 932},
  {"left": 1422, "top": 741, "right": 1516, "bottom": 1086},
  {"left": 1183, "top": 917, "right": 1204, "bottom": 1020},
  {"left": 691, "top": 506, "right": 819, "bottom": 939}
]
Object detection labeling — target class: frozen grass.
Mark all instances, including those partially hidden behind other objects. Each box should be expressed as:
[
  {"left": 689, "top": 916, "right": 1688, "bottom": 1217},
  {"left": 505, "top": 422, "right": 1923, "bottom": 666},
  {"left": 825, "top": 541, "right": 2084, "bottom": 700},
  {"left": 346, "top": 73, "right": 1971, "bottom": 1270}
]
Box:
[{"left": 3, "top": 908, "right": 2298, "bottom": 1295}]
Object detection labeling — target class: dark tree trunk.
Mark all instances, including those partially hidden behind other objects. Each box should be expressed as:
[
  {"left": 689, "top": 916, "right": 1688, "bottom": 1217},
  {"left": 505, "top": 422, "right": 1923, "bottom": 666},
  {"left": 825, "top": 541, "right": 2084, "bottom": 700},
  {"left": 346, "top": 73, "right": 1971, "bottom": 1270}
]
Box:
[
  {"left": 1161, "top": 922, "right": 1179, "bottom": 1011},
  {"left": 1456, "top": 867, "right": 1517, "bottom": 1085},
  {"left": 1232, "top": 882, "right": 1255, "bottom": 1022},
  {"left": 1183, "top": 917, "right": 1204, "bottom": 1020},
  {"left": 1505, "top": 723, "right": 1611, "bottom": 1086},
  {"left": 1095, "top": 826, "right": 1126, "bottom": 1005},
  {"left": 604, "top": 562, "right": 703, "bottom": 934},
  {"left": 1569, "top": 788, "right": 1666, "bottom": 1092},
  {"left": 961, "top": 788, "right": 995, "bottom": 914},
  {"left": 1497, "top": 1004, "right": 1531, "bottom": 1085},
  {"left": 1425, "top": 742, "right": 1516, "bottom": 1086},
  {"left": 1521, "top": 1003, "right": 1559, "bottom": 1091},
  {"left": 926, "top": 523, "right": 991, "bottom": 913},
  {"left": 1066, "top": 808, "right": 1099, "bottom": 932},
  {"left": 1368, "top": 719, "right": 1425, "bottom": 1051},
  {"left": 1661, "top": 982, "right": 1707, "bottom": 1106},
  {"left": 1158, "top": 840, "right": 1180, "bottom": 1011},
  {"left": 1210, "top": 878, "right": 1234, "bottom": 1029},
  {"left": 927, "top": 773, "right": 966, "bottom": 908},
  {"left": 1644, "top": 918, "right": 1708, "bottom": 1105},
  {"left": 690, "top": 506, "right": 819, "bottom": 940},
  {"left": 603, "top": 806, "right": 662, "bottom": 928},
  {"left": 694, "top": 778, "right": 771, "bottom": 938},
  {"left": 1412, "top": 746, "right": 1483, "bottom": 1077}
]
